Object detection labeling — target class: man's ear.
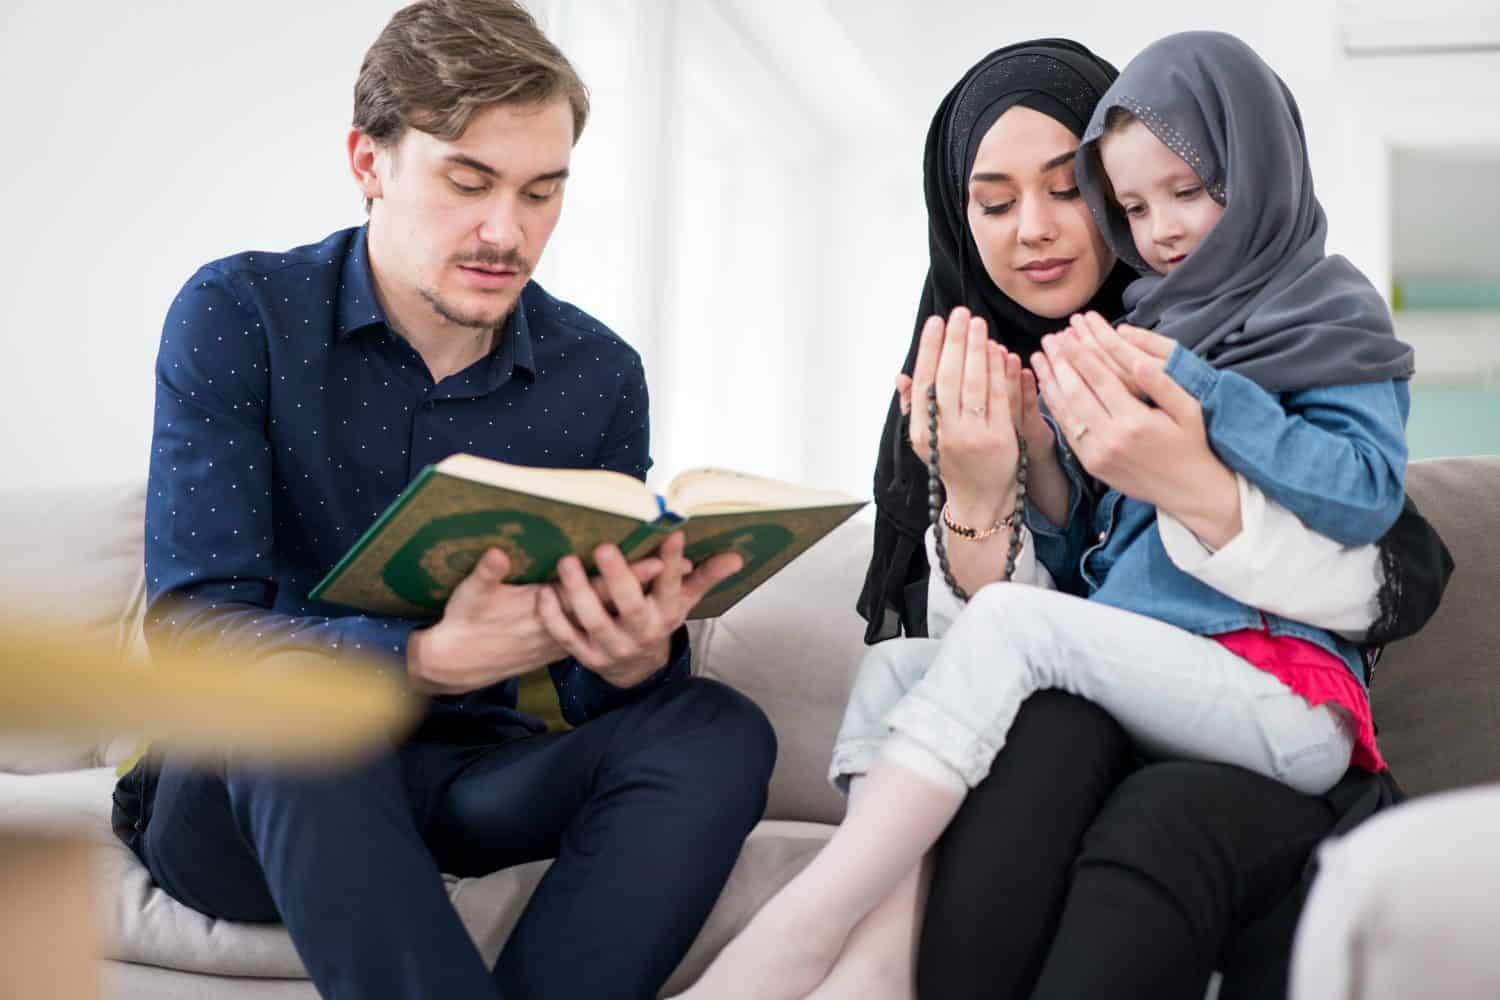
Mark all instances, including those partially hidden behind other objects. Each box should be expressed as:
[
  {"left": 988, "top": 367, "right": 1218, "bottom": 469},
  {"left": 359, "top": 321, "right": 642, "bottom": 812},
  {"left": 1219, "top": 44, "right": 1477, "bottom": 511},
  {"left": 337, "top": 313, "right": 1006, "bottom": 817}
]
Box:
[{"left": 347, "top": 129, "right": 385, "bottom": 203}]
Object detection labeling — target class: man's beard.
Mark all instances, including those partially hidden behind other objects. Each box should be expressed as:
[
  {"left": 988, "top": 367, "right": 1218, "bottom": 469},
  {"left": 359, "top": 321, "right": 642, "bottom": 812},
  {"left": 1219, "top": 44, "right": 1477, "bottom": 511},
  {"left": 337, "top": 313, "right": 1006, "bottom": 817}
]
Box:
[{"left": 420, "top": 249, "right": 531, "bottom": 330}]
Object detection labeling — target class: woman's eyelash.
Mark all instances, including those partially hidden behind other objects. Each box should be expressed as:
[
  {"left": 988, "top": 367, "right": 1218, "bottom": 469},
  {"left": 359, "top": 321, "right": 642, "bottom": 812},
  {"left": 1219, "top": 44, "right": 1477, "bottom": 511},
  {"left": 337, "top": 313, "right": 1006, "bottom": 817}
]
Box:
[{"left": 980, "top": 187, "right": 1077, "bottom": 216}]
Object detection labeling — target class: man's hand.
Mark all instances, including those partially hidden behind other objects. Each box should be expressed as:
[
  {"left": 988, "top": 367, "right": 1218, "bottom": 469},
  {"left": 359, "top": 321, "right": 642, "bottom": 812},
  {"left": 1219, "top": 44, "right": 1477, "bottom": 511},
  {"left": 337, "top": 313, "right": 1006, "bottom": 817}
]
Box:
[
  {"left": 538, "top": 532, "right": 744, "bottom": 690},
  {"left": 1032, "top": 313, "right": 1242, "bottom": 548},
  {"left": 406, "top": 548, "right": 666, "bottom": 696}
]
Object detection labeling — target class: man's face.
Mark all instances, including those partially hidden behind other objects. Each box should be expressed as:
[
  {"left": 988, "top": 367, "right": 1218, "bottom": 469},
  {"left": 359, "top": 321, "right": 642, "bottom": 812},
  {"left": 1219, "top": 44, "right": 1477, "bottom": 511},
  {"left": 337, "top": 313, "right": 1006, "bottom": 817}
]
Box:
[{"left": 359, "top": 98, "right": 575, "bottom": 331}]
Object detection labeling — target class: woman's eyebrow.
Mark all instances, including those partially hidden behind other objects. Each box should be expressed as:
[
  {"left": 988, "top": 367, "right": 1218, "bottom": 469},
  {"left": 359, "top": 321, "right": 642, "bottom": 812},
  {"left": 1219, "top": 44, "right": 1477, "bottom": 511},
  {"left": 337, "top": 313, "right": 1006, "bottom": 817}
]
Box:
[{"left": 970, "top": 150, "right": 1076, "bottom": 184}]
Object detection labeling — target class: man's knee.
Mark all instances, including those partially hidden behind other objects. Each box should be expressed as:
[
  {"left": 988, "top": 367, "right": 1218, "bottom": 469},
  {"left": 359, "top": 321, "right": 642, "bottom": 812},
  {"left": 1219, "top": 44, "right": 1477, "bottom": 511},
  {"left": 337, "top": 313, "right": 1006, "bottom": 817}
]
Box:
[
  {"left": 682, "top": 677, "right": 776, "bottom": 773},
  {"left": 632, "top": 678, "right": 777, "bottom": 815}
]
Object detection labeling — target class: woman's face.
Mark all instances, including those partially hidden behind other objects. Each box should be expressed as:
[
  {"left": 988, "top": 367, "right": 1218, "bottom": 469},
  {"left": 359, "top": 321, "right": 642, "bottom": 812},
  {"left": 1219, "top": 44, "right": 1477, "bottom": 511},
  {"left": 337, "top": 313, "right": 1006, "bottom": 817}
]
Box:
[{"left": 965, "top": 106, "right": 1116, "bottom": 319}]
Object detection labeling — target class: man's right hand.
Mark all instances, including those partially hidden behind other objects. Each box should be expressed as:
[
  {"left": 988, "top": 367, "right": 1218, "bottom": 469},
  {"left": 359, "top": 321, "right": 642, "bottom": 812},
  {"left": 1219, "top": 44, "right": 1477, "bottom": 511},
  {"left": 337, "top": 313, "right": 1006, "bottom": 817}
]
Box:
[{"left": 405, "top": 547, "right": 664, "bottom": 696}]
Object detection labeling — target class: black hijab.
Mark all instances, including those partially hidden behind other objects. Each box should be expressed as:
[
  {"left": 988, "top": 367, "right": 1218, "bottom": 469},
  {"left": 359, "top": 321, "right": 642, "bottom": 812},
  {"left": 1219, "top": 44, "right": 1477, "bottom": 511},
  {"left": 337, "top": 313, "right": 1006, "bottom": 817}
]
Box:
[{"left": 859, "top": 39, "right": 1133, "bottom": 642}]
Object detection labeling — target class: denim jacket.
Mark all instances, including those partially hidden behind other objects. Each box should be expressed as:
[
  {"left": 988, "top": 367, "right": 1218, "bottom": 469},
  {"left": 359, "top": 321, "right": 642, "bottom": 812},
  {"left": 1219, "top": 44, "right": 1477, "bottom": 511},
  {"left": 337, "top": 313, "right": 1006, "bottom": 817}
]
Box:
[{"left": 1028, "top": 346, "right": 1410, "bottom": 686}]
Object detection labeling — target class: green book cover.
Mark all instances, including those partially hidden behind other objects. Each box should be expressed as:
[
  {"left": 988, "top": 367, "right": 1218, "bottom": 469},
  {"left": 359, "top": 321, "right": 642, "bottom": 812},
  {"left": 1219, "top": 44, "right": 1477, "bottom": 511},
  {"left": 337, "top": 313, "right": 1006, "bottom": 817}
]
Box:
[{"left": 310, "top": 453, "right": 866, "bottom": 621}]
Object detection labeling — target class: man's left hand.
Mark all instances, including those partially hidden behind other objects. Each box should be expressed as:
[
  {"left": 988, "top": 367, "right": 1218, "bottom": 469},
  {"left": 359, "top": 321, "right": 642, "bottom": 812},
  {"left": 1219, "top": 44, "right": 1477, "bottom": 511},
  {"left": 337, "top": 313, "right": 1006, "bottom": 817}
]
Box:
[{"left": 537, "top": 532, "right": 745, "bottom": 689}]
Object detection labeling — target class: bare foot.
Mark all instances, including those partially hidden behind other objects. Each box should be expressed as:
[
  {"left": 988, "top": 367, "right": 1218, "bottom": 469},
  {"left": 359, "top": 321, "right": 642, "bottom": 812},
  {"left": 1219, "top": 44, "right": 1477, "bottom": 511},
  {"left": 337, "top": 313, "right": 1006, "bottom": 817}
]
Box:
[{"left": 671, "top": 895, "right": 853, "bottom": 1000}]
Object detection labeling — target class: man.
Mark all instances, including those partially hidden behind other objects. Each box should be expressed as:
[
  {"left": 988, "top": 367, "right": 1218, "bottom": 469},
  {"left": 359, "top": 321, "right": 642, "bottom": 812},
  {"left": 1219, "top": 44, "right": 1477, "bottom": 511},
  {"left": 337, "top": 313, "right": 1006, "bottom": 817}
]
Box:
[{"left": 111, "top": 2, "right": 776, "bottom": 997}]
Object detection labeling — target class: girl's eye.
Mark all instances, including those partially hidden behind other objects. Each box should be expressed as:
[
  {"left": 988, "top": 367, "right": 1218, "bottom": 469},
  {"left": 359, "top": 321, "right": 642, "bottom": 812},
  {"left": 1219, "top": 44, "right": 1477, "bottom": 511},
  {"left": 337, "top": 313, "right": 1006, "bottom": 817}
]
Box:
[
  {"left": 450, "top": 179, "right": 486, "bottom": 195},
  {"left": 1176, "top": 185, "right": 1202, "bottom": 200},
  {"left": 1123, "top": 203, "right": 1146, "bottom": 218},
  {"left": 980, "top": 201, "right": 1013, "bottom": 217},
  {"left": 1052, "top": 186, "right": 1081, "bottom": 200}
]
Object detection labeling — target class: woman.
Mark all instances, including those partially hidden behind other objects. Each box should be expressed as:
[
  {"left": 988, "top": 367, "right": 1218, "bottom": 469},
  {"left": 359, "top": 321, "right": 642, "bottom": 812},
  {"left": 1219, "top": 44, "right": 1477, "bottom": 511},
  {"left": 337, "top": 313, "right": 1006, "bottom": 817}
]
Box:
[
  {"left": 863, "top": 39, "right": 1452, "bottom": 1000},
  {"left": 679, "top": 38, "right": 1450, "bottom": 1000}
]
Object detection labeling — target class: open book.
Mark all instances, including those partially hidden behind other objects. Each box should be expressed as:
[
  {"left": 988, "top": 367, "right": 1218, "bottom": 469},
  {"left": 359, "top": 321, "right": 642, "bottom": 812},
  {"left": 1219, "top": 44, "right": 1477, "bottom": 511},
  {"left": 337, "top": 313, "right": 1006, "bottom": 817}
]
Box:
[{"left": 311, "top": 453, "right": 867, "bottom": 620}]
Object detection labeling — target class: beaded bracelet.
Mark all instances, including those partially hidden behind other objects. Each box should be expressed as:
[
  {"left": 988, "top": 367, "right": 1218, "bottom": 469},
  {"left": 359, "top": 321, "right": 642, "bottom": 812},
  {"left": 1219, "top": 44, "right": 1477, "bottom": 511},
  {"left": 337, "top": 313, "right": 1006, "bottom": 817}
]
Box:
[{"left": 927, "top": 384, "right": 1028, "bottom": 603}]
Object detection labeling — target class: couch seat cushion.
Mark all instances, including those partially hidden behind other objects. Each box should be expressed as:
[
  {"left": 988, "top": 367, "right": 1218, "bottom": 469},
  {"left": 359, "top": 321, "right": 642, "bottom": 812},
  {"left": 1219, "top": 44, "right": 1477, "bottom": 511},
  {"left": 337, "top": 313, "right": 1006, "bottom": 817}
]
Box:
[{"left": 0, "top": 767, "right": 830, "bottom": 984}]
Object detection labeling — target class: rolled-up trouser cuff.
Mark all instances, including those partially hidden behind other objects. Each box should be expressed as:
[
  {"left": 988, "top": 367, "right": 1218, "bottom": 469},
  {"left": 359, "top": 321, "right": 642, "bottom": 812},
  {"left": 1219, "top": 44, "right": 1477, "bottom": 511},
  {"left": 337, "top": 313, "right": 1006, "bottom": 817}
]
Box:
[
  {"left": 827, "top": 738, "right": 886, "bottom": 795},
  {"left": 884, "top": 689, "right": 1007, "bottom": 789}
]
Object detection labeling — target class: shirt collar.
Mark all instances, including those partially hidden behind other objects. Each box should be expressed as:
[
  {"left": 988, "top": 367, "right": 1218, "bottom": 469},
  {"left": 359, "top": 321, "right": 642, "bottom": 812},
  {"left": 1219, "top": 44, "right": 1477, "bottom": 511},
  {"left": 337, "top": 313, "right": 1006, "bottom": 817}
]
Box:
[
  {"left": 337, "top": 225, "right": 537, "bottom": 388},
  {"left": 476, "top": 290, "right": 537, "bottom": 392},
  {"left": 335, "top": 225, "right": 387, "bottom": 340}
]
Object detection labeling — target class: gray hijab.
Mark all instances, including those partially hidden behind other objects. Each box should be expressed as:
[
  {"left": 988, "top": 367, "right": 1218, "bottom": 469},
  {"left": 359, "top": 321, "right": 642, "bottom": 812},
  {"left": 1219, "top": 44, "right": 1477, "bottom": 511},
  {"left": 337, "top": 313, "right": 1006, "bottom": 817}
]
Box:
[{"left": 1074, "top": 31, "right": 1414, "bottom": 393}]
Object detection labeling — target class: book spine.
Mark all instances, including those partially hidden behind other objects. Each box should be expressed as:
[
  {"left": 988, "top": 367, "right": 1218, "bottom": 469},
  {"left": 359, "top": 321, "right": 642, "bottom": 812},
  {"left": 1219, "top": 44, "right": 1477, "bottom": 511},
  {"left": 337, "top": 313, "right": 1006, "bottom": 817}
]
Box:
[{"left": 617, "top": 513, "right": 682, "bottom": 560}]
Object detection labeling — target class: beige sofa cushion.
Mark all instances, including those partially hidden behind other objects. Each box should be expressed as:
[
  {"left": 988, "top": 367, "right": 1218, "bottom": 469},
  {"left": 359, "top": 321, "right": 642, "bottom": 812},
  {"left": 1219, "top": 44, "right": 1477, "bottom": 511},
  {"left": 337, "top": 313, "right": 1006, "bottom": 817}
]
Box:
[
  {"left": 1372, "top": 456, "right": 1500, "bottom": 796},
  {"left": 0, "top": 766, "right": 830, "bottom": 991},
  {"left": 695, "top": 514, "right": 871, "bottom": 826},
  {"left": 0, "top": 483, "right": 148, "bottom": 774}
]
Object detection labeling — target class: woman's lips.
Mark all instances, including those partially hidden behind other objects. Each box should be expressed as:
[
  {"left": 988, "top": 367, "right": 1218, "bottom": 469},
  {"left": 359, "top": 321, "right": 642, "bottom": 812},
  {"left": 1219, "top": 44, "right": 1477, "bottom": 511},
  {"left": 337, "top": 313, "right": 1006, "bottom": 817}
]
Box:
[{"left": 1017, "top": 258, "right": 1074, "bottom": 285}]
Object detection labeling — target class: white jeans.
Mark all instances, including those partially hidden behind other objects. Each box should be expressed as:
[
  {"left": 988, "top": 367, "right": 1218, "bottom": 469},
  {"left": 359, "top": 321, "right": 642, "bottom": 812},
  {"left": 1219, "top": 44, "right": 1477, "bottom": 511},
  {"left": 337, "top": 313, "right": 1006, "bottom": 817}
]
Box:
[
  {"left": 831, "top": 582, "right": 1354, "bottom": 796},
  {"left": 1291, "top": 784, "right": 1500, "bottom": 1000}
]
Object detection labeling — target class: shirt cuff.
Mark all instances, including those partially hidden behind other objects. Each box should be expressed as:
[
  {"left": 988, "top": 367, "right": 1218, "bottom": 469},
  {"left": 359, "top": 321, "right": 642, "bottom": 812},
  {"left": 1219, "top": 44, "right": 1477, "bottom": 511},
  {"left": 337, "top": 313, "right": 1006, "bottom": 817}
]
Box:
[
  {"left": 1158, "top": 472, "right": 1263, "bottom": 573},
  {"left": 1164, "top": 343, "right": 1222, "bottom": 402},
  {"left": 330, "top": 616, "right": 420, "bottom": 673}
]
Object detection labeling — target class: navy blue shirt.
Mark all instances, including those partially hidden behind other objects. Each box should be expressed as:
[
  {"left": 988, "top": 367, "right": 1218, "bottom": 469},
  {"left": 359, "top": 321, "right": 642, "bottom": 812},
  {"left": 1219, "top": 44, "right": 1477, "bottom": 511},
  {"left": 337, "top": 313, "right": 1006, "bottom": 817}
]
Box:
[{"left": 145, "top": 225, "right": 688, "bottom": 732}]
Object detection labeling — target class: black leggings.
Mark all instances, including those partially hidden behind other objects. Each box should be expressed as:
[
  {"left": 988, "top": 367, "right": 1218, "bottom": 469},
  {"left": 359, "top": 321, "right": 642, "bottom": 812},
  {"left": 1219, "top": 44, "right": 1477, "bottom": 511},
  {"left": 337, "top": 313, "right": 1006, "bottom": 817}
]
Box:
[{"left": 917, "top": 691, "right": 1337, "bottom": 1000}]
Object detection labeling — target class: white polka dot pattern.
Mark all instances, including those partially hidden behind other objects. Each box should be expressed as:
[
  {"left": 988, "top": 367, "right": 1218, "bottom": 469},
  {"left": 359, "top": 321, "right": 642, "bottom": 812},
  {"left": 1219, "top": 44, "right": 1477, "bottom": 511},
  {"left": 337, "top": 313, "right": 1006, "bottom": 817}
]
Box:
[{"left": 144, "top": 226, "right": 683, "bottom": 728}]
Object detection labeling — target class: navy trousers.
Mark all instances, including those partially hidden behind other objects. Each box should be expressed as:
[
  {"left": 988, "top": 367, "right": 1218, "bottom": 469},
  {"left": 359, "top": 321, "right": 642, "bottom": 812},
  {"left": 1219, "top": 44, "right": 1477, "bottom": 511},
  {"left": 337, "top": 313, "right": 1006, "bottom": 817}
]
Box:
[{"left": 139, "top": 677, "right": 776, "bottom": 1000}]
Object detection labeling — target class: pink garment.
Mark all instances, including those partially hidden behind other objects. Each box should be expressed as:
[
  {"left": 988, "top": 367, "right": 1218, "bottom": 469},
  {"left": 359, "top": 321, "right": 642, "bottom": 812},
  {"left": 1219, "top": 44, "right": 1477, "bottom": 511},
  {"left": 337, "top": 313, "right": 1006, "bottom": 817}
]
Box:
[{"left": 1213, "top": 625, "right": 1386, "bottom": 773}]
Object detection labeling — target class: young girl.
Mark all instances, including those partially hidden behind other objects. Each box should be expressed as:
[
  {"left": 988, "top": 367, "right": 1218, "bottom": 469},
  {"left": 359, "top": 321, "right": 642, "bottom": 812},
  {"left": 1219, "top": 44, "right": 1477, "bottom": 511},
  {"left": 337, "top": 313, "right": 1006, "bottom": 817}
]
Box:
[{"left": 677, "top": 31, "right": 1415, "bottom": 1000}]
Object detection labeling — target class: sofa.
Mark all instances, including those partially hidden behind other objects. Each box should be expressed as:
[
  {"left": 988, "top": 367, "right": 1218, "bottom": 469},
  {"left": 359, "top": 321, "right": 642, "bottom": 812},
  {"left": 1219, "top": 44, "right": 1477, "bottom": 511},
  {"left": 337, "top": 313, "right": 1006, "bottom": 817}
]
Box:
[{"left": 1, "top": 456, "right": 1496, "bottom": 998}]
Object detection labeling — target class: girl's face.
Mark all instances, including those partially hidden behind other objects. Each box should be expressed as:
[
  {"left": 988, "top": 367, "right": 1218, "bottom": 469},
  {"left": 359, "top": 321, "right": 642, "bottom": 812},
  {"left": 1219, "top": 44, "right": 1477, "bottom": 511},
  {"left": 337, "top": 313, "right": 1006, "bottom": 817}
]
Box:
[
  {"left": 966, "top": 106, "right": 1116, "bottom": 319},
  {"left": 1097, "top": 119, "right": 1224, "bottom": 274}
]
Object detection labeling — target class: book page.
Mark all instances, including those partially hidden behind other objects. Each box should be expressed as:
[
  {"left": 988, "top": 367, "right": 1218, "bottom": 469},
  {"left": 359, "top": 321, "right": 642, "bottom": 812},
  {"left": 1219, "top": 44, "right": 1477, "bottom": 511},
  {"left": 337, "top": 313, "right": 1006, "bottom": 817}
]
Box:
[
  {"left": 665, "top": 467, "right": 862, "bottom": 517},
  {"left": 437, "top": 454, "right": 660, "bottom": 522}
]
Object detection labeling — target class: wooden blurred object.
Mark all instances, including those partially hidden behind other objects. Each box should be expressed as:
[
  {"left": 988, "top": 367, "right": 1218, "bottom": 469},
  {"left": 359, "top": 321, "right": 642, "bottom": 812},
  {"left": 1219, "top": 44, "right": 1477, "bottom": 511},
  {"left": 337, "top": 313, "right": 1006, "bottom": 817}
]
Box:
[
  {"left": 0, "top": 620, "right": 423, "bottom": 998},
  {"left": 0, "top": 621, "right": 420, "bottom": 760},
  {"left": 0, "top": 832, "right": 99, "bottom": 1000}
]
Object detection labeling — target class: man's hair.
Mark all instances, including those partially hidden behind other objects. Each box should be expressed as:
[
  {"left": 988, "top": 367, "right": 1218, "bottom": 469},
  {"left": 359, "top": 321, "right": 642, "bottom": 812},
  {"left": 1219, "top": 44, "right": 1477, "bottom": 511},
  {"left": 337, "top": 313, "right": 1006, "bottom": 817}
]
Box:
[{"left": 353, "top": 0, "right": 589, "bottom": 148}]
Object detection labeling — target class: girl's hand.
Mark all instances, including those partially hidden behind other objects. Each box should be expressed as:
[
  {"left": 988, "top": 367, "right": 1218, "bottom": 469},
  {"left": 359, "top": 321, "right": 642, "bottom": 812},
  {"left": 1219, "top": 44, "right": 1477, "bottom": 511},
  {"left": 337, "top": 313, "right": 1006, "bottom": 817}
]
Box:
[
  {"left": 1030, "top": 315, "right": 1242, "bottom": 547},
  {"left": 893, "top": 307, "right": 1023, "bottom": 525}
]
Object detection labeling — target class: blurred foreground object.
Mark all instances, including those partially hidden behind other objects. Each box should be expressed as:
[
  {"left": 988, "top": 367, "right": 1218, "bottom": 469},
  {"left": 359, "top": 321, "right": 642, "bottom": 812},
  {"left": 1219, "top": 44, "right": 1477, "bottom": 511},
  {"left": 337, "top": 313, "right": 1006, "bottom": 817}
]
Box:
[
  {"left": 0, "top": 620, "right": 420, "bottom": 999},
  {"left": 0, "top": 620, "right": 419, "bottom": 760}
]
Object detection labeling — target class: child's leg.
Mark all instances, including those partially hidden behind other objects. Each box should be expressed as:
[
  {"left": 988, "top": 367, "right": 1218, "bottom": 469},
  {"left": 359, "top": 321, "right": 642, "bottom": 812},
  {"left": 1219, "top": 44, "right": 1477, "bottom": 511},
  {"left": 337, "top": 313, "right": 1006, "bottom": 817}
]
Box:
[
  {"left": 805, "top": 845, "right": 931, "bottom": 1000},
  {"left": 887, "top": 583, "right": 1355, "bottom": 796},
  {"left": 799, "top": 775, "right": 932, "bottom": 1000},
  {"left": 674, "top": 738, "right": 965, "bottom": 1000},
  {"left": 827, "top": 638, "right": 943, "bottom": 793}
]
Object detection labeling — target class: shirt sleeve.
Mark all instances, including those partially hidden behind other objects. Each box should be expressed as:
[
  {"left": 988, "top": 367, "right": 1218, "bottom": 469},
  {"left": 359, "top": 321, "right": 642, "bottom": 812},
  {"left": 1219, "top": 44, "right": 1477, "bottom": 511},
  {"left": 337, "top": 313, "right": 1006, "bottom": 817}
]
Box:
[
  {"left": 1157, "top": 473, "right": 1382, "bottom": 640},
  {"left": 1165, "top": 346, "right": 1409, "bottom": 546},
  {"left": 145, "top": 267, "right": 416, "bottom": 673},
  {"left": 1022, "top": 414, "right": 1095, "bottom": 595},
  {"left": 925, "top": 522, "right": 1054, "bottom": 639}
]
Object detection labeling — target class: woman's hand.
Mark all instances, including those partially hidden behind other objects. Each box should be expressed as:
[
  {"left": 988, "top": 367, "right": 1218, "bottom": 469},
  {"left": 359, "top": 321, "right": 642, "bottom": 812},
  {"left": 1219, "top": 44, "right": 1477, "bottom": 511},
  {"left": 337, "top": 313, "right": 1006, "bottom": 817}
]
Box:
[
  {"left": 893, "top": 307, "right": 1027, "bottom": 525},
  {"left": 1031, "top": 313, "right": 1242, "bottom": 548}
]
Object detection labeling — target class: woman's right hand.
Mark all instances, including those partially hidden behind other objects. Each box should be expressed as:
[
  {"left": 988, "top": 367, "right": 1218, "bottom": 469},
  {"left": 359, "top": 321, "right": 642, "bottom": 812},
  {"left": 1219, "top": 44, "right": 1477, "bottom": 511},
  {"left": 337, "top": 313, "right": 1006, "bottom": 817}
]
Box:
[{"left": 894, "top": 307, "right": 1027, "bottom": 525}]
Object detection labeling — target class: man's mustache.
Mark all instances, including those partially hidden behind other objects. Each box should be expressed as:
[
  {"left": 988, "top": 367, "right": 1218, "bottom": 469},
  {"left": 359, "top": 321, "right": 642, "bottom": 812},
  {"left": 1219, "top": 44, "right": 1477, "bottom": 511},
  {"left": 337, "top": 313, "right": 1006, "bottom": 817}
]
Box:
[{"left": 454, "top": 249, "right": 531, "bottom": 272}]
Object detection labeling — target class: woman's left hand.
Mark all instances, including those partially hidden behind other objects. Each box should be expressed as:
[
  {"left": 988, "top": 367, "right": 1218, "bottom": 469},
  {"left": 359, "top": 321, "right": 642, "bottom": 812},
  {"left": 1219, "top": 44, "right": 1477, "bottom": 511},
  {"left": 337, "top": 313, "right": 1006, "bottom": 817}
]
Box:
[{"left": 1031, "top": 313, "right": 1241, "bottom": 545}]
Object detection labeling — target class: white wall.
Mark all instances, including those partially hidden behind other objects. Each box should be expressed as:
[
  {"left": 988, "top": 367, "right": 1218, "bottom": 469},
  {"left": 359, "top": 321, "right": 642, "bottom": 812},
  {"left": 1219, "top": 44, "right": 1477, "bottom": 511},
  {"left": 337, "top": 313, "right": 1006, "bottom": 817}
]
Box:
[
  {"left": 2, "top": 0, "right": 1493, "bottom": 496},
  {"left": 2, "top": 2, "right": 391, "bottom": 489}
]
